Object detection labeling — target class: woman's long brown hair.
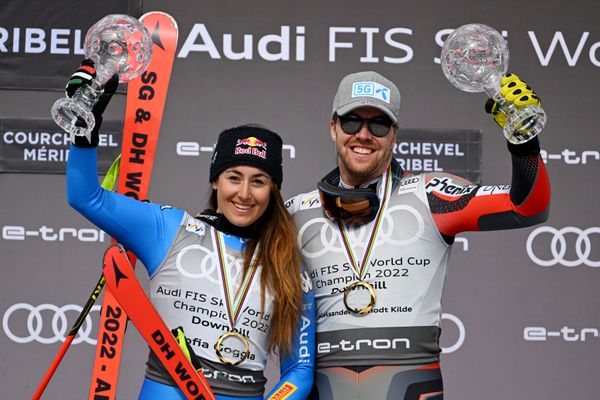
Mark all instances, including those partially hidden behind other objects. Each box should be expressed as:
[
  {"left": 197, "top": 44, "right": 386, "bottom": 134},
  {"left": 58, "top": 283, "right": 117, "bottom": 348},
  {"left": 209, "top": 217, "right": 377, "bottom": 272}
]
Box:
[{"left": 209, "top": 185, "right": 302, "bottom": 356}]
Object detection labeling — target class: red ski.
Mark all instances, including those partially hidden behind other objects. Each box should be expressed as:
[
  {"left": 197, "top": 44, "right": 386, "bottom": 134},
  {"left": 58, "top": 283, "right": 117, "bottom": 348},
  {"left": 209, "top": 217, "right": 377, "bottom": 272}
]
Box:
[
  {"left": 102, "top": 244, "right": 216, "bottom": 400},
  {"left": 88, "top": 11, "right": 178, "bottom": 399}
]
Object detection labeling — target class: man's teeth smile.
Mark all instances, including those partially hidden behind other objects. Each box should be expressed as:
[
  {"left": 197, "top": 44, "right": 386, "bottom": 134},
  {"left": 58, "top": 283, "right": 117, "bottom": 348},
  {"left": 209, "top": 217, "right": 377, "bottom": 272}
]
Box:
[{"left": 352, "top": 147, "right": 373, "bottom": 155}]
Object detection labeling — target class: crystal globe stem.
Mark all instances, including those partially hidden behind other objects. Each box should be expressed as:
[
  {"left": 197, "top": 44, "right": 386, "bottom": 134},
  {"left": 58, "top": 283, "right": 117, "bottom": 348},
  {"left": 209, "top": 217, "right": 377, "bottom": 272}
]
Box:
[
  {"left": 73, "top": 61, "right": 118, "bottom": 113},
  {"left": 485, "top": 86, "right": 546, "bottom": 144}
]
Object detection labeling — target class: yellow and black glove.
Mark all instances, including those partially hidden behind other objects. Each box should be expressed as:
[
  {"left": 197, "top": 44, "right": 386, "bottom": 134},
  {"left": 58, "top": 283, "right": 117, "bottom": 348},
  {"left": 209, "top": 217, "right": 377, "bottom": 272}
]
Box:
[
  {"left": 172, "top": 326, "right": 202, "bottom": 371},
  {"left": 484, "top": 73, "right": 541, "bottom": 129}
]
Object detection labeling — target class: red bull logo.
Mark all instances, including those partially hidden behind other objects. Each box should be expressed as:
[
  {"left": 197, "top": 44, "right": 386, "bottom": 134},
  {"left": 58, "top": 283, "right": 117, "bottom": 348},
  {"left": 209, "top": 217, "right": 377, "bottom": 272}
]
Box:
[
  {"left": 236, "top": 136, "right": 268, "bottom": 149},
  {"left": 235, "top": 136, "right": 267, "bottom": 159}
]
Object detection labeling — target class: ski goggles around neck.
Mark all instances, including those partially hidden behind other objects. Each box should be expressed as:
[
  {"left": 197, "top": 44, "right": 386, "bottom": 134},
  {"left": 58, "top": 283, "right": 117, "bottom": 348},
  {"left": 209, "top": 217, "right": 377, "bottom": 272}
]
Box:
[
  {"left": 337, "top": 113, "right": 394, "bottom": 137},
  {"left": 317, "top": 179, "right": 380, "bottom": 225}
]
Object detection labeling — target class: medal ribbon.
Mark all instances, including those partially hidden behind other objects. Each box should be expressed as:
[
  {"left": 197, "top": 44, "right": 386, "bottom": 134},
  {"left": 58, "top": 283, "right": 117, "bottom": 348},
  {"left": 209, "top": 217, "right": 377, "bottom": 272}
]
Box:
[
  {"left": 337, "top": 166, "right": 392, "bottom": 281},
  {"left": 213, "top": 230, "right": 259, "bottom": 331}
]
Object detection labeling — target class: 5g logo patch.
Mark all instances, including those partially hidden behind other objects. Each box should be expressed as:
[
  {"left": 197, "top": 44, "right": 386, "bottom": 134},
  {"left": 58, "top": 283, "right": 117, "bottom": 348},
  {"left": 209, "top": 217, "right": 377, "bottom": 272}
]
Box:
[{"left": 352, "top": 81, "right": 390, "bottom": 103}]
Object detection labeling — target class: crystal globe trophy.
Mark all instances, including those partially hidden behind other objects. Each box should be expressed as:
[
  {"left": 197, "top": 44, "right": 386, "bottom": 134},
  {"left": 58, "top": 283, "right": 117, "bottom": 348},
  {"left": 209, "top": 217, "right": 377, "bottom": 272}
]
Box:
[
  {"left": 51, "top": 14, "right": 153, "bottom": 141},
  {"left": 440, "top": 23, "right": 546, "bottom": 144}
]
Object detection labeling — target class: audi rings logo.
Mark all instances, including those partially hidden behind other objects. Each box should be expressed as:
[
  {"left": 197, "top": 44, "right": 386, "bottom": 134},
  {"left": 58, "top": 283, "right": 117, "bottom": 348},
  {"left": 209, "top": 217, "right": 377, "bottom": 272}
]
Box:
[
  {"left": 526, "top": 226, "right": 600, "bottom": 267},
  {"left": 297, "top": 205, "right": 425, "bottom": 259},
  {"left": 3, "top": 303, "right": 101, "bottom": 345},
  {"left": 440, "top": 313, "right": 465, "bottom": 354}
]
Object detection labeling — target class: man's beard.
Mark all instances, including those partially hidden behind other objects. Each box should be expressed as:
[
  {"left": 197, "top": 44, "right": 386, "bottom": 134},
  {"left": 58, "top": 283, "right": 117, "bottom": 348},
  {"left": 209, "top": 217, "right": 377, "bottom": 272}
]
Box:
[{"left": 338, "top": 151, "right": 392, "bottom": 184}]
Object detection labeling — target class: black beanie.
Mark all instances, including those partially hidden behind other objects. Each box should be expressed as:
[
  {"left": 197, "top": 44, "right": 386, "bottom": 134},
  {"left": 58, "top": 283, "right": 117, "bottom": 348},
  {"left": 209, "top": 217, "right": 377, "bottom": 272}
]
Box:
[{"left": 209, "top": 125, "right": 283, "bottom": 187}]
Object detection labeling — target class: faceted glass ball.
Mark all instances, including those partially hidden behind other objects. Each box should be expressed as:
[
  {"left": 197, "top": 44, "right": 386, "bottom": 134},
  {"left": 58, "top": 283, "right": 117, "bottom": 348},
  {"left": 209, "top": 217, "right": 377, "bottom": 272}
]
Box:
[
  {"left": 84, "top": 14, "right": 153, "bottom": 82},
  {"left": 441, "top": 23, "right": 509, "bottom": 93}
]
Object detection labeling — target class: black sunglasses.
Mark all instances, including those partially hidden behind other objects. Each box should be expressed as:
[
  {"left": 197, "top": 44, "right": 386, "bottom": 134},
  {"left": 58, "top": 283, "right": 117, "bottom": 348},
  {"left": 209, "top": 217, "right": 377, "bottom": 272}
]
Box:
[{"left": 337, "top": 113, "right": 394, "bottom": 137}]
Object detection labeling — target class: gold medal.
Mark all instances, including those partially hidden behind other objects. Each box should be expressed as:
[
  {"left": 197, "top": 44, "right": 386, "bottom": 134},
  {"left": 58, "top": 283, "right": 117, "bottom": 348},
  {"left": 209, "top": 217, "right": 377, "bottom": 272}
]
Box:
[
  {"left": 343, "top": 280, "right": 376, "bottom": 314},
  {"left": 214, "top": 330, "right": 250, "bottom": 366},
  {"left": 336, "top": 167, "right": 391, "bottom": 316},
  {"left": 212, "top": 230, "right": 259, "bottom": 367}
]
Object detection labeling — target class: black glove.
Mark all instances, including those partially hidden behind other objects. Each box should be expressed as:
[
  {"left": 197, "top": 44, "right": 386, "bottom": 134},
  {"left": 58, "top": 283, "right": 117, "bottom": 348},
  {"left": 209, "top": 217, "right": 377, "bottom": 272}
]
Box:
[
  {"left": 484, "top": 73, "right": 541, "bottom": 130},
  {"left": 65, "top": 59, "right": 119, "bottom": 147}
]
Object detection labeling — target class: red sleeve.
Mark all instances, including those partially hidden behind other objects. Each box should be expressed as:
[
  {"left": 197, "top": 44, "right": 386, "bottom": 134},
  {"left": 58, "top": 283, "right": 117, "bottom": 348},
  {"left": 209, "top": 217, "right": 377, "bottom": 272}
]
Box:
[{"left": 426, "top": 153, "right": 550, "bottom": 238}]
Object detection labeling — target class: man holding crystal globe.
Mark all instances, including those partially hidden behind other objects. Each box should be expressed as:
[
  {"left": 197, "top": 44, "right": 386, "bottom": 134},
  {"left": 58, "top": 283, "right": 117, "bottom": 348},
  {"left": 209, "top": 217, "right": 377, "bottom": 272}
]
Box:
[{"left": 287, "top": 23, "right": 551, "bottom": 400}]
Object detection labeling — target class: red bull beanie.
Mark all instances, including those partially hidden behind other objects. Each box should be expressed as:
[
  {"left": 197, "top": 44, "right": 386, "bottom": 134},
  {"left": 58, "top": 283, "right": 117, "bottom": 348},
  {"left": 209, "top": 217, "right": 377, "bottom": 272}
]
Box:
[{"left": 209, "top": 125, "right": 283, "bottom": 187}]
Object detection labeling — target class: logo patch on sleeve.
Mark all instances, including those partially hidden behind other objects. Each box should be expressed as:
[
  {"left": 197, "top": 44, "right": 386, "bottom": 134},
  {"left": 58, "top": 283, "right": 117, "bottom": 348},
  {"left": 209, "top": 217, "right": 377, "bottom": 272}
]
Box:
[
  {"left": 398, "top": 176, "right": 420, "bottom": 194},
  {"left": 268, "top": 382, "right": 297, "bottom": 400},
  {"left": 476, "top": 185, "right": 511, "bottom": 196},
  {"left": 300, "top": 193, "right": 320, "bottom": 209},
  {"left": 425, "top": 176, "right": 477, "bottom": 197},
  {"left": 185, "top": 219, "right": 205, "bottom": 236}
]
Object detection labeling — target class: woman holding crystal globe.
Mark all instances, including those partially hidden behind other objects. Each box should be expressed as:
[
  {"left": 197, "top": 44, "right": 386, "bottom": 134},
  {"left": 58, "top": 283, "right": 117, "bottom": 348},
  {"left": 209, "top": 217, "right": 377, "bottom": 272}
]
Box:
[{"left": 64, "top": 59, "right": 315, "bottom": 399}]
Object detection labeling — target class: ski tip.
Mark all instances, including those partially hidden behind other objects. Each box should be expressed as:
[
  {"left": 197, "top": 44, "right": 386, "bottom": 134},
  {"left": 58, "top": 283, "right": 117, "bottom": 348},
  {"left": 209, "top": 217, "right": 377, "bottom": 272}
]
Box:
[
  {"left": 103, "top": 243, "right": 127, "bottom": 261},
  {"left": 140, "top": 11, "right": 179, "bottom": 30}
]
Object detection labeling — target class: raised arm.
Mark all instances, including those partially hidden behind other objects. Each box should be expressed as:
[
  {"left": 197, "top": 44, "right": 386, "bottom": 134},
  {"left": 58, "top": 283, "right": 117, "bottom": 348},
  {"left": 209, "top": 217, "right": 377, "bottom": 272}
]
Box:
[
  {"left": 427, "top": 74, "right": 550, "bottom": 240},
  {"left": 64, "top": 60, "right": 182, "bottom": 274},
  {"left": 67, "top": 146, "right": 183, "bottom": 274},
  {"left": 426, "top": 137, "right": 550, "bottom": 239}
]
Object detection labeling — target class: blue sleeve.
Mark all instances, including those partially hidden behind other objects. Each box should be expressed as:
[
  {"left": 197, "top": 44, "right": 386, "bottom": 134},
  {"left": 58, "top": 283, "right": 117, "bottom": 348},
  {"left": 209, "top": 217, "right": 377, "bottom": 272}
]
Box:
[
  {"left": 265, "top": 269, "right": 315, "bottom": 400},
  {"left": 66, "top": 145, "right": 183, "bottom": 274}
]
